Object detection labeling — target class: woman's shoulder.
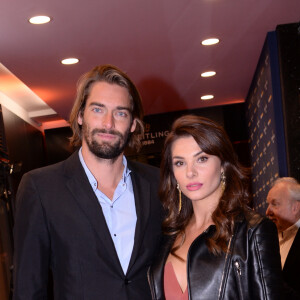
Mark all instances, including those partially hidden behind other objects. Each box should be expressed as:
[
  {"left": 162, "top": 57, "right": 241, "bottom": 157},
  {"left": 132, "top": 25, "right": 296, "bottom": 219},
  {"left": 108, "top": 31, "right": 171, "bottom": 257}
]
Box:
[
  {"left": 239, "top": 209, "right": 277, "bottom": 236},
  {"left": 244, "top": 210, "right": 263, "bottom": 227},
  {"left": 232, "top": 211, "right": 279, "bottom": 256}
]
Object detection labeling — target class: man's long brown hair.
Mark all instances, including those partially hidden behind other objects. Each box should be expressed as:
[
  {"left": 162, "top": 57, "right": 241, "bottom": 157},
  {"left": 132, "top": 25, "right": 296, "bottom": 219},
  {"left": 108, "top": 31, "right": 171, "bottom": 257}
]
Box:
[{"left": 160, "top": 115, "right": 252, "bottom": 255}]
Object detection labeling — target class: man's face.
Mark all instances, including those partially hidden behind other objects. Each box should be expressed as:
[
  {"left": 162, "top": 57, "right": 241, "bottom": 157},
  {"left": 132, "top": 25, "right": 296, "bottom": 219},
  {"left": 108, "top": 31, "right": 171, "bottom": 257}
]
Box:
[
  {"left": 78, "top": 81, "right": 136, "bottom": 160},
  {"left": 266, "top": 183, "right": 298, "bottom": 232}
]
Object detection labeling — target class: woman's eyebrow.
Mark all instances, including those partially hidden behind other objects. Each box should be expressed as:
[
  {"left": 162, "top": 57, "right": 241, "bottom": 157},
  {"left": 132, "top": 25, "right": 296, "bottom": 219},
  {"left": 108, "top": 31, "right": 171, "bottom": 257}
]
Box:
[{"left": 172, "top": 151, "right": 203, "bottom": 160}]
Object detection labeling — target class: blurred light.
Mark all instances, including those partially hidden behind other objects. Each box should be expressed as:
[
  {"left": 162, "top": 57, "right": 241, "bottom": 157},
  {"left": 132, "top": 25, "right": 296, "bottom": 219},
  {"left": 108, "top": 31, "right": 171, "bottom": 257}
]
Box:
[
  {"left": 61, "top": 58, "right": 79, "bottom": 65},
  {"left": 201, "top": 95, "right": 214, "bottom": 100},
  {"left": 201, "top": 38, "right": 219, "bottom": 46},
  {"left": 201, "top": 71, "right": 216, "bottom": 77},
  {"left": 29, "top": 16, "right": 51, "bottom": 24}
]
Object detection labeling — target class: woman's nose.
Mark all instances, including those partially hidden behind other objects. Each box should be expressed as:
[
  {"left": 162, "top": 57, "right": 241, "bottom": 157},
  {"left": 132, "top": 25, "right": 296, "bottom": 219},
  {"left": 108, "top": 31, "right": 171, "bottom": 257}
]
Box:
[{"left": 186, "top": 164, "right": 197, "bottom": 178}]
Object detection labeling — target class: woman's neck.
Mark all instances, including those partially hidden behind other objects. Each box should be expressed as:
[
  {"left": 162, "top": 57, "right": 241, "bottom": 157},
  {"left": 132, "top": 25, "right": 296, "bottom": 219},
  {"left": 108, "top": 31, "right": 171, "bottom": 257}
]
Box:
[
  {"left": 190, "top": 197, "right": 219, "bottom": 228},
  {"left": 188, "top": 212, "right": 214, "bottom": 233}
]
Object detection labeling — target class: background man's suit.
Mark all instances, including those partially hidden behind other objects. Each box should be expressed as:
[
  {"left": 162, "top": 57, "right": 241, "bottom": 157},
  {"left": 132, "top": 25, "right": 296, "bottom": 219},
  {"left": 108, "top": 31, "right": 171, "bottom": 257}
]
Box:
[
  {"left": 283, "top": 228, "right": 300, "bottom": 299},
  {"left": 13, "top": 151, "right": 162, "bottom": 299}
]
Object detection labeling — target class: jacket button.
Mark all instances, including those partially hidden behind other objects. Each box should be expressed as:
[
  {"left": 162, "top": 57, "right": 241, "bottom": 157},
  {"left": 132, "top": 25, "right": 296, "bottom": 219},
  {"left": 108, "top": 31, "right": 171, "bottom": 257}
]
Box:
[{"left": 124, "top": 278, "right": 130, "bottom": 285}]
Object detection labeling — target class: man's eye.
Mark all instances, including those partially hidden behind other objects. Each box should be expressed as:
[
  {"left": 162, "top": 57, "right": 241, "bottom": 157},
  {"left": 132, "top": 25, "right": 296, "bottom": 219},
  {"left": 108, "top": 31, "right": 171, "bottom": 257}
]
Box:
[
  {"left": 115, "top": 111, "right": 128, "bottom": 118},
  {"left": 92, "top": 107, "right": 102, "bottom": 113}
]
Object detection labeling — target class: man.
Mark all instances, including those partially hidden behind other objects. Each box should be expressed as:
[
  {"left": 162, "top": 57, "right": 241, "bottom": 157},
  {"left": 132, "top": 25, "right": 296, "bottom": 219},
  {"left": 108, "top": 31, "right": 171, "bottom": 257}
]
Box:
[
  {"left": 266, "top": 177, "right": 300, "bottom": 298},
  {"left": 13, "top": 65, "right": 162, "bottom": 299}
]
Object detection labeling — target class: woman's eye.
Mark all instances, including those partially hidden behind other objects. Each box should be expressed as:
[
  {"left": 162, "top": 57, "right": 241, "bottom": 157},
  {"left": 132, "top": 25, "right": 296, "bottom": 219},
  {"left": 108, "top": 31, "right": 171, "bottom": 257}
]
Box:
[
  {"left": 174, "top": 161, "right": 184, "bottom": 167},
  {"left": 198, "top": 156, "right": 208, "bottom": 162}
]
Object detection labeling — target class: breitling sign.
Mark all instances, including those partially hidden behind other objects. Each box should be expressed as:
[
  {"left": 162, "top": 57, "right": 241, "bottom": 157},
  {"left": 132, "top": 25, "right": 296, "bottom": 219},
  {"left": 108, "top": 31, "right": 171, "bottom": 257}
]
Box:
[
  {"left": 140, "top": 124, "right": 169, "bottom": 148},
  {"left": 138, "top": 121, "right": 170, "bottom": 154}
]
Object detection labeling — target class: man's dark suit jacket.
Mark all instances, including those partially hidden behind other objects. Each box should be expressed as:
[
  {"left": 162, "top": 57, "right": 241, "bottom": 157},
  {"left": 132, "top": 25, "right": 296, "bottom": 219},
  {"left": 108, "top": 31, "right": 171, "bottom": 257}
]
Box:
[
  {"left": 13, "top": 151, "right": 162, "bottom": 299},
  {"left": 283, "top": 228, "right": 300, "bottom": 299}
]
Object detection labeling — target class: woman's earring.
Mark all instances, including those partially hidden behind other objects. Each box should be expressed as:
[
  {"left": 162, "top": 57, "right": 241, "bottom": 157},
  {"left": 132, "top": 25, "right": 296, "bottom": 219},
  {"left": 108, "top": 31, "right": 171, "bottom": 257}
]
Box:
[
  {"left": 177, "top": 183, "right": 182, "bottom": 213},
  {"left": 220, "top": 171, "right": 226, "bottom": 193}
]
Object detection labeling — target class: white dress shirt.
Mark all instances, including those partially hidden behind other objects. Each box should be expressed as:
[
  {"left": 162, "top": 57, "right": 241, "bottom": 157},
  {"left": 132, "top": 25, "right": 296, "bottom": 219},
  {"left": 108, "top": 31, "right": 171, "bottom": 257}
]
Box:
[{"left": 79, "top": 148, "right": 137, "bottom": 274}]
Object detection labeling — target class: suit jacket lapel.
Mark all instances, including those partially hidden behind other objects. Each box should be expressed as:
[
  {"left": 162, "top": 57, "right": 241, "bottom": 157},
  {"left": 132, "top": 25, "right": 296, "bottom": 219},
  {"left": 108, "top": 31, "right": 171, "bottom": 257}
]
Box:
[
  {"left": 127, "top": 162, "right": 151, "bottom": 272},
  {"left": 64, "top": 151, "right": 123, "bottom": 273}
]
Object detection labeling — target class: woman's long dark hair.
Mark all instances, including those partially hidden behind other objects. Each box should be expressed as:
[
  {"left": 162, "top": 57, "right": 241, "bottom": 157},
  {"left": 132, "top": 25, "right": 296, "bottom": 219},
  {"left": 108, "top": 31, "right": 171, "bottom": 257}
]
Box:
[{"left": 160, "top": 115, "right": 252, "bottom": 255}]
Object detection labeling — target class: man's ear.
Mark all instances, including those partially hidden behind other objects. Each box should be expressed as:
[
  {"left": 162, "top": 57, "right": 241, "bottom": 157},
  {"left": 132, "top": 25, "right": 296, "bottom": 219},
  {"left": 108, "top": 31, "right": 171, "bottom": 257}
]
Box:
[
  {"left": 293, "top": 200, "right": 300, "bottom": 216},
  {"left": 78, "top": 111, "right": 83, "bottom": 126},
  {"left": 130, "top": 118, "right": 137, "bottom": 133}
]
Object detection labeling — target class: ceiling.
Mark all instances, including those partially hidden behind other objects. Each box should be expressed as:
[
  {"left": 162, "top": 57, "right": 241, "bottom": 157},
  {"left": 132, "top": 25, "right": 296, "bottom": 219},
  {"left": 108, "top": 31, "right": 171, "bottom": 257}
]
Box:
[{"left": 0, "top": 0, "right": 299, "bottom": 129}]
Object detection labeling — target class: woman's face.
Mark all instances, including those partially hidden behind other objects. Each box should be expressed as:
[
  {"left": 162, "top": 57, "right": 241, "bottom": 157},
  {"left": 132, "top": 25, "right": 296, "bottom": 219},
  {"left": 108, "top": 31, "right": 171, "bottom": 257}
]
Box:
[{"left": 171, "top": 135, "right": 223, "bottom": 204}]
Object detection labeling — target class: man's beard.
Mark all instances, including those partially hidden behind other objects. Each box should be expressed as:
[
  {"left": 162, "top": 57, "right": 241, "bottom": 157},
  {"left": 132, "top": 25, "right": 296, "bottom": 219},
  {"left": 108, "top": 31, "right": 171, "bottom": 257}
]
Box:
[{"left": 82, "top": 122, "right": 131, "bottom": 160}]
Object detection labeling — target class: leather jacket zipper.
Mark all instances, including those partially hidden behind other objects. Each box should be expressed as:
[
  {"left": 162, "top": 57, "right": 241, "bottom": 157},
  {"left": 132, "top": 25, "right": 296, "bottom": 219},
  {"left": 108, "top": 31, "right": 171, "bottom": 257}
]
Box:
[
  {"left": 234, "top": 260, "right": 244, "bottom": 300},
  {"left": 218, "top": 236, "right": 233, "bottom": 300},
  {"left": 234, "top": 261, "right": 241, "bottom": 276}
]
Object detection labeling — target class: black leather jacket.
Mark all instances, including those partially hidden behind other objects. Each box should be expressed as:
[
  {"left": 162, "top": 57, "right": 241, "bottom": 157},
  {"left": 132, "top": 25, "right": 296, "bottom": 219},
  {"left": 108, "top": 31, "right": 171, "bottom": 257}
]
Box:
[{"left": 148, "top": 214, "right": 284, "bottom": 300}]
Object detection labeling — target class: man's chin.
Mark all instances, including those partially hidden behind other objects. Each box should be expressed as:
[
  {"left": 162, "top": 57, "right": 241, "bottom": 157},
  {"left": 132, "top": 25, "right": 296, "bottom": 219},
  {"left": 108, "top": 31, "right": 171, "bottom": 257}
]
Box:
[
  {"left": 88, "top": 141, "right": 125, "bottom": 160},
  {"left": 268, "top": 217, "right": 278, "bottom": 225}
]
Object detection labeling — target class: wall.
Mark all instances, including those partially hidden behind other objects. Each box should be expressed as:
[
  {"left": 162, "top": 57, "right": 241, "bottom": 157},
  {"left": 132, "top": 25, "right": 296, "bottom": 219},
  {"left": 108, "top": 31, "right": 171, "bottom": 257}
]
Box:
[
  {"left": 0, "top": 105, "right": 12, "bottom": 300},
  {"left": 44, "top": 126, "right": 75, "bottom": 165},
  {"left": 0, "top": 105, "right": 46, "bottom": 299},
  {"left": 276, "top": 22, "right": 300, "bottom": 180},
  {"left": 2, "top": 106, "right": 46, "bottom": 195},
  {"left": 245, "top": 23, "right": 300, "bottom": 214}
]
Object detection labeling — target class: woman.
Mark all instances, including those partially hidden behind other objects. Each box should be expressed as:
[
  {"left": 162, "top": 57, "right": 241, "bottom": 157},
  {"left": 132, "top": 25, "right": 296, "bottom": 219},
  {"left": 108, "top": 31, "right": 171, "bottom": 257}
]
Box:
[{"left": 148, "top": 115, "right": 283, "bottom": 300}]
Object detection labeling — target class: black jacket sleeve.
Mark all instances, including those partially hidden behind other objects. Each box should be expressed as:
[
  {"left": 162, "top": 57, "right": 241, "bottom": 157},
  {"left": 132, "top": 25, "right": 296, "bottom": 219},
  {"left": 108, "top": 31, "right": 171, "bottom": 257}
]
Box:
[{"left": 13, "top": 172, "right": 50, "bottom": 299}]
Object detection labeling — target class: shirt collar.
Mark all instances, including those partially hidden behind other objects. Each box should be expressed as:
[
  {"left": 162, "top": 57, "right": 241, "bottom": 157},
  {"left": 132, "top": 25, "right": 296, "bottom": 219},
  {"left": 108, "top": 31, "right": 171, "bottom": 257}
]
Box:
[
  {"left": 281, "top": 218, "right": 300, "bottom": 238},
  {"left": 78, "top": 147, "right": 131, "bottom": 192}
]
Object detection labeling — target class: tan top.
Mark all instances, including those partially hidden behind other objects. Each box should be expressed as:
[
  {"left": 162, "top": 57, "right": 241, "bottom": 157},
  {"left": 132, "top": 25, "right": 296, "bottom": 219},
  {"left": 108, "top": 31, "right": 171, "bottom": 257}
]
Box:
[
  {"left": 164, "top": 261, "right": 189, "bottom": 300},
  {"left": 278, "top": 218, "right": 300, "bottom": 268}
]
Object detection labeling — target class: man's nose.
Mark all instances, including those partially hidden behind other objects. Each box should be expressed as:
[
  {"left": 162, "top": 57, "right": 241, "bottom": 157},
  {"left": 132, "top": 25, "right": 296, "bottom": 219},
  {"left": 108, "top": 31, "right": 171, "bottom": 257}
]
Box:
[
  {"left": 266, "top": 205, "right": 272, "bottom": 216},
  {"left": 103, "top": 112, "right": 114, "bottom": 129}
]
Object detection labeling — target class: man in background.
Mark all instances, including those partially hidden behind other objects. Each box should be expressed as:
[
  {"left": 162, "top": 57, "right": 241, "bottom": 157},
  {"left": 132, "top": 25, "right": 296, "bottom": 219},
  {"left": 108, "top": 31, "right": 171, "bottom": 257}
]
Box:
[
  {"left": 13, "top": 65, "right": 162, "bottom": 299},
  {"left": 266, "top": 177, "right": 300, "bottom": 299}
]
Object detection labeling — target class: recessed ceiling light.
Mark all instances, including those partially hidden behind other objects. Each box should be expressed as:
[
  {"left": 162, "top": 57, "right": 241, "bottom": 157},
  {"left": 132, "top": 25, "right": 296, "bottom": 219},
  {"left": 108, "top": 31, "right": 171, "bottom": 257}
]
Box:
[
  {"left": 61, "top": 58, "right": 79, "bottom": 65},
  {"left": 201, "top": 38, "right": 220, "bottom": 46},
  {"left": 29, "top": 16, "right": 51, "bottom": 25},
  {"left": 201, "top": 71, "right": 216, "bottom": 77},
  {"left": 201, "top": 95, "right": 214, "bottom": 100}
]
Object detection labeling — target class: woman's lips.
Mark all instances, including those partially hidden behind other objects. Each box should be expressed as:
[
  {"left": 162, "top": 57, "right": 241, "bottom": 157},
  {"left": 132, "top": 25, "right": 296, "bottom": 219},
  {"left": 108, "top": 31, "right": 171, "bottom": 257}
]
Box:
[{"left": 186, "top": 182, "right": 203, "bottom": 191}]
